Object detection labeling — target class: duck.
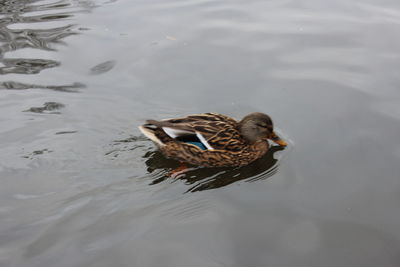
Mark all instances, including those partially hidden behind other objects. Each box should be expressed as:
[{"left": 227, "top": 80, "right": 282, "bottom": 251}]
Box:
[{"left": 139, "top": 112, "right": 287, "bottom": 168}]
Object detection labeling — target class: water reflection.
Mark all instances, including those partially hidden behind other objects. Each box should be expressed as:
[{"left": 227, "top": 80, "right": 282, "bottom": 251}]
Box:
[
  {"left": 145, "top": 146, "right": 285, "bottom": 192},
  {"left": 0, "top": 0, "right": 94, "bottom": 87}
]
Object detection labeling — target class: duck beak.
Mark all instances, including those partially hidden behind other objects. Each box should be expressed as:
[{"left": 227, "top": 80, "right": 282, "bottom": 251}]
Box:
[{"left": 270, "top": 132, "right": 287, "bottom": 146}]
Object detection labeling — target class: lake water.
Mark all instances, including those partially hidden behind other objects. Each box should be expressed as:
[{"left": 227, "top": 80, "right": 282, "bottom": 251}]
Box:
[{"left": 1, "top": 0, "right": 400, "bottom": 266}]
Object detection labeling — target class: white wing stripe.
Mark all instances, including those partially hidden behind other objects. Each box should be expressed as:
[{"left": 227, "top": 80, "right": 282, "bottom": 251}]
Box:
[
  {"left": 162, "top": 127, "right": 192, "bottom": 139},
  {"left": 196, "top": 132, "right": 214, "bottom": 150}
]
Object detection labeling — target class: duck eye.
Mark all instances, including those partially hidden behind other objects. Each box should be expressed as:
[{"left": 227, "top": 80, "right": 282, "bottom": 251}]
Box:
[{"left": 256, "top": 123, "right": 267, "bottom": 128}]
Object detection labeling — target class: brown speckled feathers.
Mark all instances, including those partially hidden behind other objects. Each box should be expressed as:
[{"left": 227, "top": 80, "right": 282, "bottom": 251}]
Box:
[{"left": 147, "top": 113, "right": 246, "bottom": 152}]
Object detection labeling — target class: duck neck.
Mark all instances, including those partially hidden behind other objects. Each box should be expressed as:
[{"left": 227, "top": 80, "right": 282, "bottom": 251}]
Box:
[{"left": 250, "top": 140, "right": 269, "bottom": 156}]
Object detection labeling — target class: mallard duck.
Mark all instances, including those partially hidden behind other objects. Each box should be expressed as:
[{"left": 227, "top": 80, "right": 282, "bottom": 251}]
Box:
[{"left": 139, "top": 112, "right": 287, "bottom": 168}]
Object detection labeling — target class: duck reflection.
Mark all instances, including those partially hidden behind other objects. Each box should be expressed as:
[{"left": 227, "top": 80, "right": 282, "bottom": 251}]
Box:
[{"left": 144, "top": 146, "right": 285, "bottom": 192}]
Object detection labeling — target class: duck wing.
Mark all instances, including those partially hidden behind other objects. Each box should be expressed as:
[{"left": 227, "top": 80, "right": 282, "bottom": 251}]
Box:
[{"left": 146, "top": 113, "right": 246, "bottom": 151}]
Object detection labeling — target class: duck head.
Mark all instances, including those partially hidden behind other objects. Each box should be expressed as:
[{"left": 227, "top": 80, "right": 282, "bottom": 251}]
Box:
[{"left": 238, "top": 112, "right": 287, "bottom": 146}]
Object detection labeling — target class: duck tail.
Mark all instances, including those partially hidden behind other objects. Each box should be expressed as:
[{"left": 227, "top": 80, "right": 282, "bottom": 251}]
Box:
[{"left": 138, "top": 125, "right": 165, "bottom": 147}]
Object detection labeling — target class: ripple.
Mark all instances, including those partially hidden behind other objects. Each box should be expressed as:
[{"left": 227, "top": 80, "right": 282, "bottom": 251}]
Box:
[
  {"left": 21, "top": 148, "right": 53, "bottom": 159},
  {"left": 14, "top": 192, "right": 56, "bottom": 200},
  {"left": 23, "top": 102, "right": 65, "bottom": 114},
  {"left": 90, "top": 60, "right": 116, "bottom": 75},
  {"left": 55, "top": 130, "right": 77, "bottom": 135},
  {"left": 0, "top": 58, "right": 60, "bottom": 74},
  {"left": 0, "top": 81, "right": 85, "bottom": 92},
  {"left": 0, "top": 24, "right": 77, "bottom": 55},
  {"left": 160, "top": 198, "right": 214, "bottom": 222},
  {"left": 0, "top": 0, "right": 94, "bottom": 89}
]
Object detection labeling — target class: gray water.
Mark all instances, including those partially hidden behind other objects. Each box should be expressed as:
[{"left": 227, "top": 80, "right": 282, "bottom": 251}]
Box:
[{"left": 1, "top": 0, "right": 400, "bottom": 266}]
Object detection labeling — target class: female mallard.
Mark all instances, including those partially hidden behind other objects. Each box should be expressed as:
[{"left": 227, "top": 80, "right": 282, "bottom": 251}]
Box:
[{"left": 139, "top": 112, "right": 287, "bottom": 168}]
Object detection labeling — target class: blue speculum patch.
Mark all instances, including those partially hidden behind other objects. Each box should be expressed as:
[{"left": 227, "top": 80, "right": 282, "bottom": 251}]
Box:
[
  {"left": 185, "top": 141, "right": 207, "bottom": 150},
  {"left": 176, "top": 135, "right": 207, "bottom": 150}
]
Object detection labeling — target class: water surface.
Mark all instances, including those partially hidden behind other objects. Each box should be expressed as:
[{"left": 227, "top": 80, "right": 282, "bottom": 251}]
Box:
[{"left": 1, "top": 0, "right": 400, "bottom": 266}]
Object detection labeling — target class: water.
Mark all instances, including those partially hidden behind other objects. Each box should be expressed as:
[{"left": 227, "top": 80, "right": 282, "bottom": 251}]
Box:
[{"left": 1, "top": 0, "right": 400, "bottom": 266}]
